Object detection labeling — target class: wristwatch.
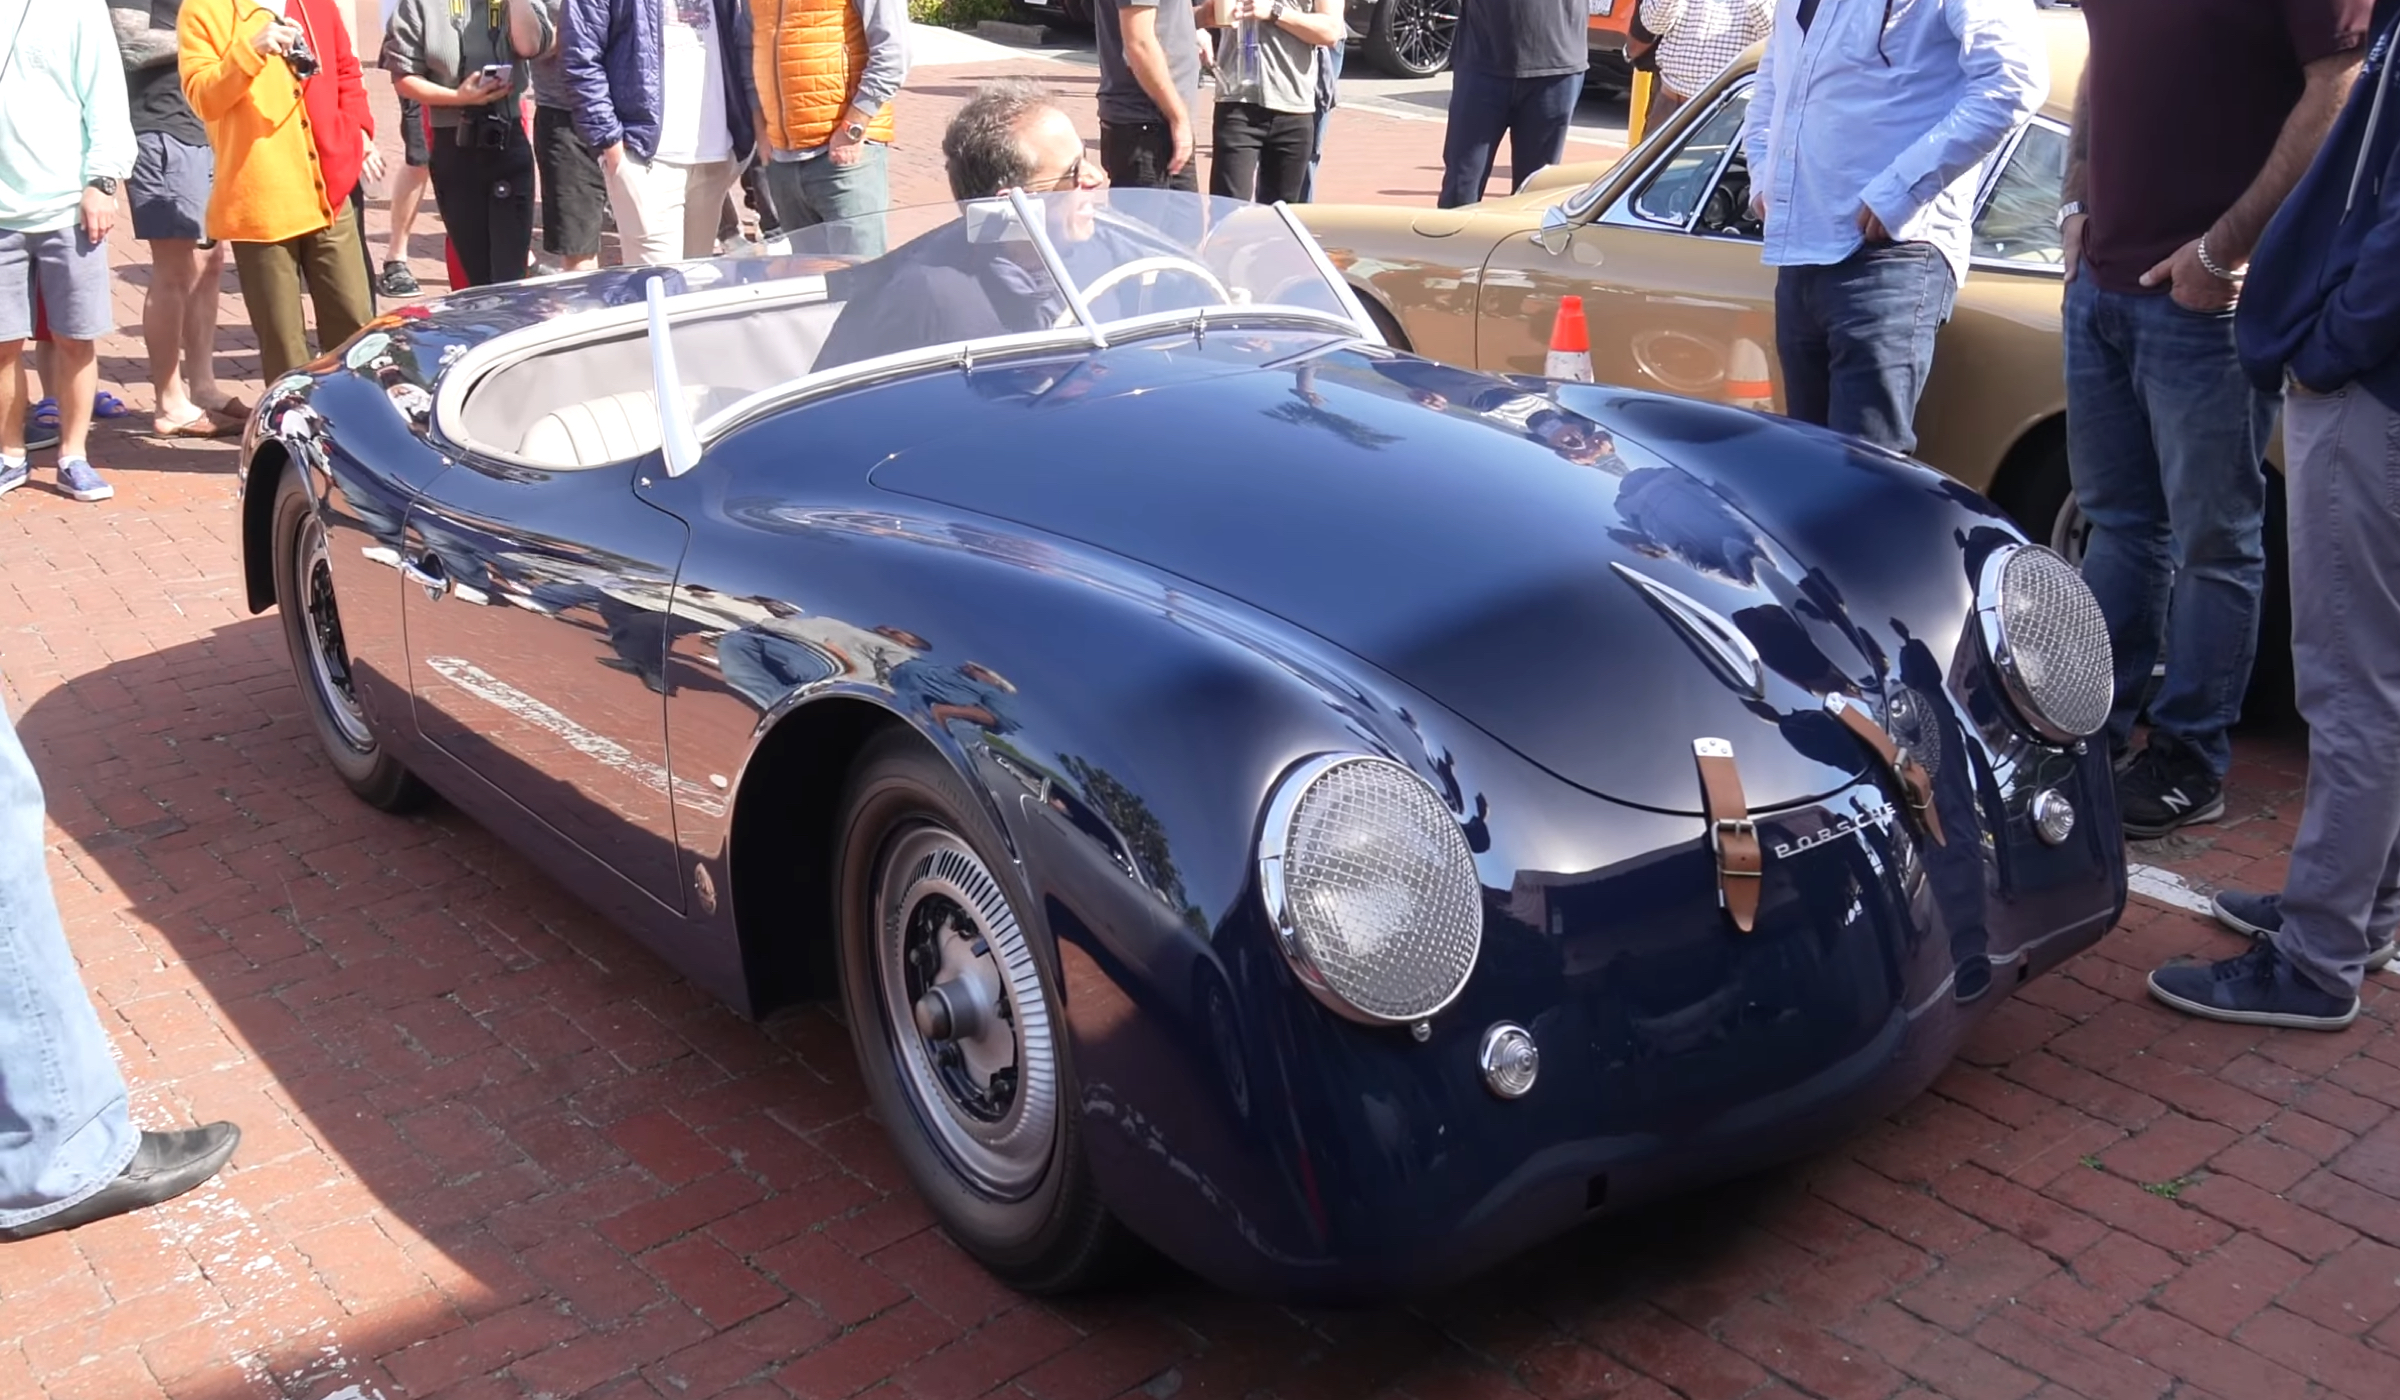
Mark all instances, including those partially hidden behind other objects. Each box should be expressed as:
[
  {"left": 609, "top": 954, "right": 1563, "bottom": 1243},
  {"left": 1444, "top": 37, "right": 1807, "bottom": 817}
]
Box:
[
  {"left": 86, "top": 176, "right": 117, "bottom": 196},
  {"left": 843, "top": 121, "right": 867, "bottom": 143},
  {"left": 2054, "top": 199, "right": 2084, "bottom": 232}
]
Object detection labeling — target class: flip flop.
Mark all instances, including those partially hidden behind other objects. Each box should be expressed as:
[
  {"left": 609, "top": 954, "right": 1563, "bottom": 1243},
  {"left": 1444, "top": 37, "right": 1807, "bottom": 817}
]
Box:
[
  {"left": 30, "top": 398, "right": 59, "bottom": 432},
  {"left": 152, "top": 410, "right": 239, "bottom": 439},
  {"left": 210, "top": 396, "right": 253, "bottom": 420},
  {"left": 93, "top": 391, "right": 130, "bottom": 419}
]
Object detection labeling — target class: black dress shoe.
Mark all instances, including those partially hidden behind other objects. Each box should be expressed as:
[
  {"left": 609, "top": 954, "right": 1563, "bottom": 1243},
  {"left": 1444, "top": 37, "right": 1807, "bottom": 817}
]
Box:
[{"left": 0, "top": 1123, "right": 240, "bottom": 1243}]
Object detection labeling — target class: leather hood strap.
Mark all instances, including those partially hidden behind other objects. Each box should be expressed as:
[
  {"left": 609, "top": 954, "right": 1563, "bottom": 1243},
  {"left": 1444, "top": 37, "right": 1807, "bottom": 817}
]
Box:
[
  {"left": 1693, "top": 738, "right": 1762, "bottom": 932},
  {"left": 1826, "top": 695, "right": 1945, "bottom": 847}
]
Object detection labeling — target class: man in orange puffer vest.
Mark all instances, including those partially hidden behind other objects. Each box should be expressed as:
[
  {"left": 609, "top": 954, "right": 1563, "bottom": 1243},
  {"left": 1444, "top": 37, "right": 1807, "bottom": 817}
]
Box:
[{"left": 753, "top": 0, "right": 905, "bottom": 257}]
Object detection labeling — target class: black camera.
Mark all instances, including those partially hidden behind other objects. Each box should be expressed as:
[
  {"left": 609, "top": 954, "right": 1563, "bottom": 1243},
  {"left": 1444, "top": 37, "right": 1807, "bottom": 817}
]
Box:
[
  {"left": 457, "top": 107, "right": 514, "bottom": 150},
  {"left": 285, "top": 33, "right": 319, "bottom": 79}
]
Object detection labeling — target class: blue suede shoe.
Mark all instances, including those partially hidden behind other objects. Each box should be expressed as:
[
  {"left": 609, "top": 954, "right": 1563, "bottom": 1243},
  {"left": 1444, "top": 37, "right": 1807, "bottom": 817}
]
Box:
[
  {"left": 2212, "top": 889, "right": 2397, "bottom": 972},
  {"left": 0, "top": 455, "right": 26, "bottom": 497},
  {"left": 2148, "top": 942, "right": 2359, "bottom": 1031}
]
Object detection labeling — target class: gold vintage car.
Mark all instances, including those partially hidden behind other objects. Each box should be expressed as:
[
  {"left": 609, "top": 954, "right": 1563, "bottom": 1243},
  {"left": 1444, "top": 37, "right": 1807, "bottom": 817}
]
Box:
[{"left": 1299, "top": 11, "right": 2095, "bottom": 550}]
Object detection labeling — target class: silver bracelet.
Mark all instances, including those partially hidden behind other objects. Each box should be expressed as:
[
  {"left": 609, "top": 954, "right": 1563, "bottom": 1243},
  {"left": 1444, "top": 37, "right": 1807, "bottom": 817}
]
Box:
[{"left": 2195, "top": 235, "right": 2239, "bottom": 282}]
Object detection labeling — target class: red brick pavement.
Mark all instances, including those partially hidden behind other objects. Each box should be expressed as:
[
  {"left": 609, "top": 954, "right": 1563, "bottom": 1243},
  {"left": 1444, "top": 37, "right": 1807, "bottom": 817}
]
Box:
[{"left": 2, "top": 55, "right": 2396, "bottom": 1400}]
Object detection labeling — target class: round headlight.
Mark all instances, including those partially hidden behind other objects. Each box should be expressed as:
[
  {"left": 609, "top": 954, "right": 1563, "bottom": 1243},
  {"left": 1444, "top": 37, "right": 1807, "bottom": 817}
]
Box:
[
  {"left": 1976, "top": 544, "right": 2113, "bottom": 743},
  {"left": 1258, "top": 755, "right": 1484, "bottom": 1025}
]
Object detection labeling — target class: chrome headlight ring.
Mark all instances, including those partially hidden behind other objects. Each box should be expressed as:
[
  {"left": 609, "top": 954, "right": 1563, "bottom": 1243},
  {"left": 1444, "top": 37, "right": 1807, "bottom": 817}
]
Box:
[
  {"left": 1975, "top": 543, "right": 2114, "bottom": 744},
  {"left": 1257, "top": 754, "right": 1485, "bottom": 1026}
]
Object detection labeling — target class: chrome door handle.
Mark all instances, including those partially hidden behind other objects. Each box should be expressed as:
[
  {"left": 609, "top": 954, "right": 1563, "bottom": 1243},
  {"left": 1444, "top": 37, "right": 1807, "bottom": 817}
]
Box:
[{"left": 401, "top": 556, "right": 450, "bottom": 601}]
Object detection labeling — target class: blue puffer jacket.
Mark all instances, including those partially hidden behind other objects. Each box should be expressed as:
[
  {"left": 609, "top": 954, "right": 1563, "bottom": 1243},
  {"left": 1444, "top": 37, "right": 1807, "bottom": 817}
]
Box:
[
  {"left": 560, "top": 0, "right": 757, "bottom": 164},
  {"left": 2237, "top": 0, "right": 2400, "bottom": 408}
]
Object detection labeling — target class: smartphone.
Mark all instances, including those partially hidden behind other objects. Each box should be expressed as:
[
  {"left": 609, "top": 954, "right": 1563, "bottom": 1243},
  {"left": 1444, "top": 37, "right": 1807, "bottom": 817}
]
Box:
[{"left": 477, "top": 63, "right": 514, "bottom": 84}]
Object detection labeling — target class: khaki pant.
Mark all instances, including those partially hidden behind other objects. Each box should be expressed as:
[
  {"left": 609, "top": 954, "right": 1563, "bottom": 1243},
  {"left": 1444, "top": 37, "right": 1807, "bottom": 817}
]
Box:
[
  {"left": 230, "top": 203, "right": 373, "bottom": 383},
  {"left": 604, "top": 154, "right": 741, "bottom": 266}
]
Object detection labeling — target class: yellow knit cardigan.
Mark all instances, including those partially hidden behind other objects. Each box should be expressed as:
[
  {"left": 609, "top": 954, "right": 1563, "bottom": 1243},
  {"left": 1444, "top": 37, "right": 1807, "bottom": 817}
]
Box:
[{"left": 179, "top": 0, "right": 333, "bottom": 244}]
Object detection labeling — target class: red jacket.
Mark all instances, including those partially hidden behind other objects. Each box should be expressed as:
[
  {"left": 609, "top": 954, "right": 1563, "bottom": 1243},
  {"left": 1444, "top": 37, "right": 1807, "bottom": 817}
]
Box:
[{"left": 291, "top": 0, "right": 373, "bottom": 209}]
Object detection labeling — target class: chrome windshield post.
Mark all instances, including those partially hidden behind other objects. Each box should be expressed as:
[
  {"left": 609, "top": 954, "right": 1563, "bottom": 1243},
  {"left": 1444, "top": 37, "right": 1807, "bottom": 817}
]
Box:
[
  {"left": 644, "top": 274, "right": 702, "bottom": 478},
  {"left": 1006, "top": 187, "right": 1105, "bottom": 348}
]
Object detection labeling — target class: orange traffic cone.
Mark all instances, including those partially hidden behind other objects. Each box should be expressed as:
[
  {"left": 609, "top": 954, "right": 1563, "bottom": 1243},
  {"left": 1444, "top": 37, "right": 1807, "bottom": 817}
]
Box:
[
  {"left": 1545, "top": 296, "right": 1593, "bottom": 383},
  {"left": 1724, "top": 334, "right": 1775, "bottom": 410},
  {"left": 1728, "top": 314, "right": 1785, "bottom": 410}
]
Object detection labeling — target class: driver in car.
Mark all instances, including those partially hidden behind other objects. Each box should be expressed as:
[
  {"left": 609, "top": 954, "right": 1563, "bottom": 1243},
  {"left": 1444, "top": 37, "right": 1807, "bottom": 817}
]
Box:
[{"left": 815, "top": 79, "right": 1174, "bottom": 370}]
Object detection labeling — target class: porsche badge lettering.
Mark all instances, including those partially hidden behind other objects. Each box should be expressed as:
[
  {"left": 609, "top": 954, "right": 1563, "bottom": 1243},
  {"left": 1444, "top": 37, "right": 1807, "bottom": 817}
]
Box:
[{"left": 1772, "top": 801, "right": 1898, "bottom": 859}]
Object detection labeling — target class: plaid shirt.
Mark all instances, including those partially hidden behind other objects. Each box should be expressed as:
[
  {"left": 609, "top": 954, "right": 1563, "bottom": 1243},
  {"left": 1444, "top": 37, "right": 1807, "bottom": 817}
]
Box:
[{"left": 1641, "top": 0, "right": 1774, "bottom": 98}]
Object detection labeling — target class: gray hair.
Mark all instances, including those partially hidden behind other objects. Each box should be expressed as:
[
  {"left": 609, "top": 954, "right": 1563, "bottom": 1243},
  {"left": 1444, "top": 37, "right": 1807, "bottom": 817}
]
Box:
[{"left": 942, "top": 78, "right": 1057, "bottom": 201}]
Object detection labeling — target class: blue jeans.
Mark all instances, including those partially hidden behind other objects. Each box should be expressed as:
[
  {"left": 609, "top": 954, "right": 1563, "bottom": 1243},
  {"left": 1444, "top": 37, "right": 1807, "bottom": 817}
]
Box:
[
  {"left": 1439, "top": 69, "right": 1585, "bottom": 209},
  {"left": 0, "top": 687, "right": 136, "bottom": 1230},
  {"left": 1300, "top": 41, "right": 1344, "bottom": 203},
  {"left": 759, "top": 143, "right": 891, "bottom": 258},
  {"left": 1772, "top": 240, "right": 1958, "bottom": 456},
  {"left": 2064, "top": 274, "right": 2275, "bottom": 776}
]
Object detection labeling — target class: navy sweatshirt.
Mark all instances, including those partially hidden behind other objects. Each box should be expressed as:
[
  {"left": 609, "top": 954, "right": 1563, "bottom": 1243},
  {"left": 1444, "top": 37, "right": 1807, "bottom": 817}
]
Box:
[{"left": 2238, "top": 0, "right": 2400, "bottom": 409}]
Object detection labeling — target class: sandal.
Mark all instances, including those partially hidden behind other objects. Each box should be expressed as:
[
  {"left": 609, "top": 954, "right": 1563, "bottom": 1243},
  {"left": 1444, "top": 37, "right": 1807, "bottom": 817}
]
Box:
[
  {"left": 152, "top": 409, "right": 239, "bottom": 439},
  {"left": 30, "top": 397, "right": 59, "bottom": 432},
  {"left": 93, "top": 391, "right": 130, "bottom": 419}
]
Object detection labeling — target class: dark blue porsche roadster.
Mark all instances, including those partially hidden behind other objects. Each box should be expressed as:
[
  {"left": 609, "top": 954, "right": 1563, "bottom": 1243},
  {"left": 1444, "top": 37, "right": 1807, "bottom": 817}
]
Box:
[{"left": 237, "top": 190, "right": 2127, "bottom": 1302}]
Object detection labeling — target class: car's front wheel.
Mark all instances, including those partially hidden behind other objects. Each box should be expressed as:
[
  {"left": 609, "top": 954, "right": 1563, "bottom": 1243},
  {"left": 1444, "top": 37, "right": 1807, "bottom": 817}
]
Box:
[
  {"left": 270, "top": 473, "right": 428, "bottom": 812},
  {"left": 1363, "top": 0, "right": 1456, "bottom": 79},
  {"left": 833, "top": 730, "right": 1128, "bottom": 1291}
]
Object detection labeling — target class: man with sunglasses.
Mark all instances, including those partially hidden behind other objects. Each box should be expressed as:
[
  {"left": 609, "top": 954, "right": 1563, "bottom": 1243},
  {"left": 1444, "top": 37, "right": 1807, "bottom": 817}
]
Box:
[{"left": 816, "top": 79, "right": 1132, "bottom": 371}]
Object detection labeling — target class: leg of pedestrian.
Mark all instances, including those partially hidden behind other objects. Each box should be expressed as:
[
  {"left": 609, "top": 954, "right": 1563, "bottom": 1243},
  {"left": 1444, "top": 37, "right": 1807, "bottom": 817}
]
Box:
[
  {"left": 230, "top": 237, "right": 312, "bottom": 385},
  {"left": 1438, "top": 68, "right": 1511, "bottom": 208},
  {"left": 1808, "top": 242, "right": 1955, "bottom": 454},
  {"left": 1211, "top": 103, "right": 1263, "bottom": 201},
  {"left": 0, "top": 683, "right": 241, "bottom": 1242},
  {"left": 2116, "top": 294, "right": 2273, "bottom": 829},
  {"left": 2064, "top": 274, "right": 2174, "bottom": 767},
  {"left": 297, "top": 204, "right": 376, "bottom": 365},
  {"left": 1504, "top": 71, "right": 1583, "bottom": 193},
  {"left": 2150, "top": 386, "right": 2400, "bottom": 1030},
  {"left": 1771, "top": 264, "right": 1832, "bottom": 429}
]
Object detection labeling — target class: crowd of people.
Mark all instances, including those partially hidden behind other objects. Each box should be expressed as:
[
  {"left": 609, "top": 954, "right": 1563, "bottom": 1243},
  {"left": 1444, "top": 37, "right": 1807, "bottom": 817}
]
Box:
[{"left": 3, "top": 0, "right": 2400, "bottom": 1240}]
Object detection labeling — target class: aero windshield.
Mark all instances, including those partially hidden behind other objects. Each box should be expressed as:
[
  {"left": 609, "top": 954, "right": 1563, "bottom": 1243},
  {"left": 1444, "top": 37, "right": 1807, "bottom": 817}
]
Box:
[{"left": 629, "top": 190, "right": 1364, "bottom": 442}]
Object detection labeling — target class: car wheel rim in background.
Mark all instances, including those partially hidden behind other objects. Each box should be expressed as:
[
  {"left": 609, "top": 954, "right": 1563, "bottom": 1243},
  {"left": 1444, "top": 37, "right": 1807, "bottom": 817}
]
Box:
[
  {"left": 1390, "top": 0, "right": 1457, "bottom": 72},
  {"left": 874, "top": 823, "right": 1059, "bottom": 1200}
]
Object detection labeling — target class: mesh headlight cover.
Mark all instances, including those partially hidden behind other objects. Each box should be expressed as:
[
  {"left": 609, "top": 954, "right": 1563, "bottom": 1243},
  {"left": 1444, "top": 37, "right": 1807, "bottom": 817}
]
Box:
[
  {"left": 1261, "top": 756, "right": 1484, "bottom": 1023},
  {"left": 1978, "top": 544, "right": 2113, "bottom": 742}
]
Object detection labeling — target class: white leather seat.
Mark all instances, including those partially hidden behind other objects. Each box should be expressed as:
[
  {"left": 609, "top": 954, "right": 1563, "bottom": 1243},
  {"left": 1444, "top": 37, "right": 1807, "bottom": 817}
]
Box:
[{"left": 516, "top": 386, "right": 732, "bottom": 468}]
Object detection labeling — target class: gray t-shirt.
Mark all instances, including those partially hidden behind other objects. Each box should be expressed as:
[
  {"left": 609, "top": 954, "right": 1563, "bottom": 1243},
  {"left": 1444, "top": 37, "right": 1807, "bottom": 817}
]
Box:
[
  {"left": 381, "top": 0, "right": 553, "bottom": 129},
  {"left": 528, "top": 0, "right": 573, "bottom": 110},
  {"left": 1094, "top": 0, "right": 1201, "bottom": 127},
  {"left": 1213, "top": 2, "right": 1321, "bottom": 115}
]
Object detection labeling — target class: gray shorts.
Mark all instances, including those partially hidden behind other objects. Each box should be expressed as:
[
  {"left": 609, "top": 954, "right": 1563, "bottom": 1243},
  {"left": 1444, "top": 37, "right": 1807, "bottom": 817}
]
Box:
[
  {"left": 0, "top": 225, "right": 112, "bottom": 342},
  {"left": 130, "top": 131, "right": 213, "bottom": 243}
]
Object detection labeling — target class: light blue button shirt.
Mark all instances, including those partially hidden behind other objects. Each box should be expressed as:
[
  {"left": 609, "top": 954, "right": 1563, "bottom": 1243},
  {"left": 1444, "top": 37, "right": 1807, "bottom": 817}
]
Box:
[{"left": 1739, "top": 0, "right": 2047, "bottom": 288}]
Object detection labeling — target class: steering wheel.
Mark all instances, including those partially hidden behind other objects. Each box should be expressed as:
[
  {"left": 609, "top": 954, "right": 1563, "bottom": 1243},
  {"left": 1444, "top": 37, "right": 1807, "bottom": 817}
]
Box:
[{"left": 1054, "top": 256, "right": 1233, "bottom": 328}]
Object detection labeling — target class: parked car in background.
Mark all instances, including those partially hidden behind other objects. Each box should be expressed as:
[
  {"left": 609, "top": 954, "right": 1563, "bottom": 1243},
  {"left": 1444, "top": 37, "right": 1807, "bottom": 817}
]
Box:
[
  {"left": 1347, "top": 0, "right": 1638, "bottom": 82},
  {"left": 239, "top": 187, "right": 2126, "bottom": 1300}
]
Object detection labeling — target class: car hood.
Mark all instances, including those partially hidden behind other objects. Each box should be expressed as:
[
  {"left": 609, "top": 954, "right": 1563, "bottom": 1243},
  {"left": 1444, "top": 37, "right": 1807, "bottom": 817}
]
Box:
[{"left": 869, "top": 349, "right": 1884, "bottom": 815}]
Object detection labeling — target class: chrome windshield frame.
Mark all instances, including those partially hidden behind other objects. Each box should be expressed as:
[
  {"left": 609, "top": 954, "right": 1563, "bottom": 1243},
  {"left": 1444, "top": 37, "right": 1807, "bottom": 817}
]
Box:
[{"left": 1007, "top": 186, "right": 1105, "bottom": 347}]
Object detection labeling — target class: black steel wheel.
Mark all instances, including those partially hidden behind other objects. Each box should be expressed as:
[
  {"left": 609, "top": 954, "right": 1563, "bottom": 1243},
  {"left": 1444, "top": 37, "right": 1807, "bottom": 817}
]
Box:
[
  {"left": 833, "top": 729, "right": 1132, "bottom": 1292},
  {"left": 270, "top": 472, "right": 428, "bottom": 812},
  {"left": 1364, "top": 0, "right": 1456, "bottom": 79}
]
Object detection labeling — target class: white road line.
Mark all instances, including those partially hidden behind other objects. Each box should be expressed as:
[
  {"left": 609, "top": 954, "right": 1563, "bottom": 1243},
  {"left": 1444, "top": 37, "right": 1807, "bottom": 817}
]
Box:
[{"left": 2128, "top": 862, "right": 2214, "bottom": 916}]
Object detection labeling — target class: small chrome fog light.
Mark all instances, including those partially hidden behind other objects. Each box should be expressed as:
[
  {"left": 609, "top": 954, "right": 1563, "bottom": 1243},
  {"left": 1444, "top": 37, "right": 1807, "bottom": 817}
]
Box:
[
  {"left": 1479, "top": 1022, "right": 1539, "bottom": 1099},
  {"left": 2031, "top": 789, "right": 2076, "bottom": 846}
]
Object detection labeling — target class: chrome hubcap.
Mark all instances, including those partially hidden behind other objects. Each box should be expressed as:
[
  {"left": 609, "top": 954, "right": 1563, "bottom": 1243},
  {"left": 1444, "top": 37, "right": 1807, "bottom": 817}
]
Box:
[
  {"left": 299, "top": 521, "right": 373, "bottom": 751},
  {"left": 874, "top": 825, "right": 1057, "bottom": 1199}
]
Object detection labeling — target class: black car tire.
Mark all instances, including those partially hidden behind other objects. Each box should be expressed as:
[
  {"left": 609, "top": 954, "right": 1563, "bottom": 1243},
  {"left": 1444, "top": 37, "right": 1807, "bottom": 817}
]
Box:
[
  {"left": 1055, "top": 0, "right": 1093, "bottom": 26},
  {"left": 833, "top": 728, "right": 1131, "bottom": 1292},
  {"left": 270, "top": 472, "right": 430, "bottom": 812},
  {"left": 1363, "top": 0, "right": 1456, "bottom": 79}
]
